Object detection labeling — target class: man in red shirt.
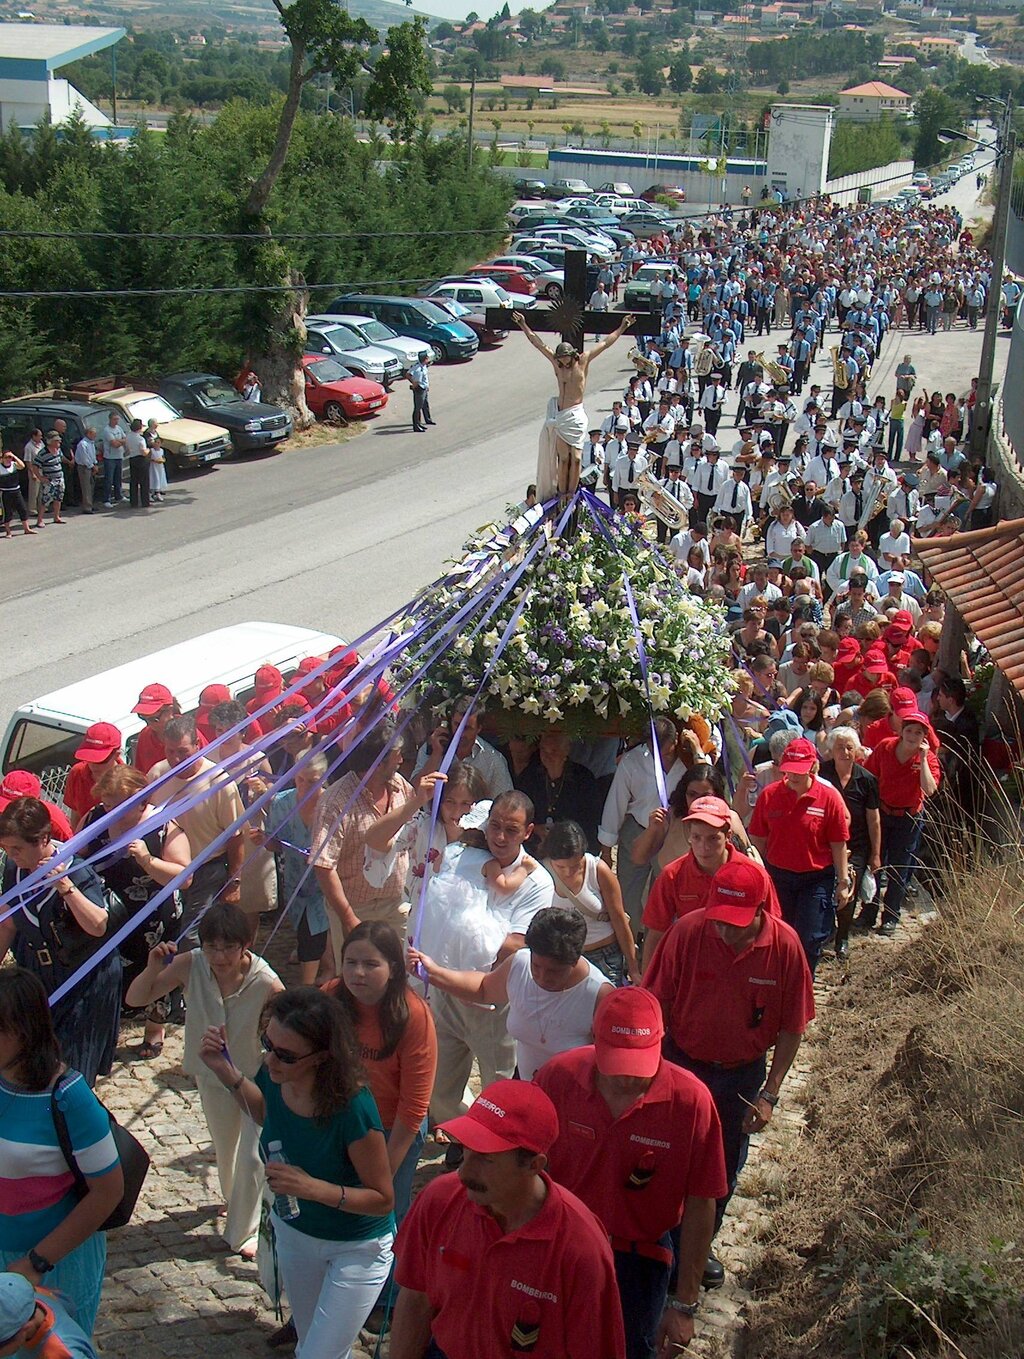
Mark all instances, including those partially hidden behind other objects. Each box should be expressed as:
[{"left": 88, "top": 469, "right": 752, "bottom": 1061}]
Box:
[
  {"left": 748, "top": 736, "right": 850, "bottom": 973},
  {"left": 131, "top": 683, "right": 197, "bottom": 775},
  {"left": 391, "top": 1081, "right": 625, "bottom": 1359},
  {"left": 645, "top": 859, "right": 814, "bottom": 1286},
  {"left": 536, "top": 988, "right": 726, "bottom": 1359},
  {"left": 0, "top": 771, "right": 73, "bottom": 841},
  {"left": 642, "top": 796, "right": 780, "bottom": 970},
  {"left": 861, "top": 713, "right": 940, "bottom": 936},
  {"left": 62, "top": 722, "right": 123, "bottom": 829},
  {"left": 246, "top": 664, "right": 285, "bottom": 737}
]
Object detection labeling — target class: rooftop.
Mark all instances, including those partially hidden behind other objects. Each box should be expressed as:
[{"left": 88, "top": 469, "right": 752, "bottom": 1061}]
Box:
[
  {"left": 841, "top": 80, "right": 911, "bottom": 97},
  {"left": 0, "top": 22, "right": 124, "bottom": 72},
  {"left": 915, "top": 517, "right": 1024, "bottom": 698}
]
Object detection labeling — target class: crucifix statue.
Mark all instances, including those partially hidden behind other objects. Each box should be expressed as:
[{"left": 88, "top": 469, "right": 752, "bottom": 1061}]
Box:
[{"left": 486, "top": 249, "right": 661, "bottom": 502}]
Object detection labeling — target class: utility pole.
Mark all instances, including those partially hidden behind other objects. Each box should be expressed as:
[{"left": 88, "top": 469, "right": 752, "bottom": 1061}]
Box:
[
  {"left": 466, "top": 72, "right": 477, "bottom": 172},
  {"left": 971, "top": 101, "right": 1015, "bottom": 461}
]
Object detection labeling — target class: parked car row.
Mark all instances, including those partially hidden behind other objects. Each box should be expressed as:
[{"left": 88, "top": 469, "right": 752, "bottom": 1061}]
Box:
[{"left": 510, "top": 176, "right": 686, "bottom": 204}]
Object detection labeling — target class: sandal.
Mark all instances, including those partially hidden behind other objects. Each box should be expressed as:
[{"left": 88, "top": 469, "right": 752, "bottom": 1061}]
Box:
[{"left": 135, "top": 1040, "right": 164, "bottom": 1060}]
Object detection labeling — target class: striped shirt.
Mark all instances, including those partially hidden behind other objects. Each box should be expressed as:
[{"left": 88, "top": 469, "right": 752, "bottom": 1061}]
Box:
[{"left": 0, "top": 1071, "right": 118, "bottom": 1251}]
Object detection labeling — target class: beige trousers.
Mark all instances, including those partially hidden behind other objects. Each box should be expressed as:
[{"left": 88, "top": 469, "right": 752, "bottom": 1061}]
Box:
[
  {"left": 327, "top": 895, "right": 409, "bottom": 973},
  {"left": 198, "top": 1075, "right": 264, "bottom": 1251},
  {"left": 428, "top": 989, "right": 515, "bottom": 1124}
]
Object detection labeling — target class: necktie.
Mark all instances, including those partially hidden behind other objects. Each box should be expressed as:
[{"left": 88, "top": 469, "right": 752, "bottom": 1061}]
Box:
[
  {"left": 854, "top": 493, "right": 862, "bottom": 518},
  {"left": 731, "top": 484, "right": 739, "bottom": 508},
  {"left": 628, "top": 458, "right": 636, "bottom": 484}
]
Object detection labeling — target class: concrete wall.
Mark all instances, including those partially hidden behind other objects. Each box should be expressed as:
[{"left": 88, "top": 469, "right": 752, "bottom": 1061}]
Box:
[
  {"left": 766, "top": 104, "right": 834, "bottom": 199},
  {"left": 994, "top": 297, "right": 1024, "bottom": 510},
  {"left": 823, "top": 158, "right": 915, "bottom": 204},
  {"left": 546, "top": 148, "right": 767, "bottom": 205},
  {"left": 0, "top": 75, "right": 110, "bottom": 130}
]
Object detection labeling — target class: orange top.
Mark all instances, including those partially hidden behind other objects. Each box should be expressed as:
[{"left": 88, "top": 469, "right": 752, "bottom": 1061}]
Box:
[{"left": 325, "top": 985, "right": 437, "bottom": 1133}]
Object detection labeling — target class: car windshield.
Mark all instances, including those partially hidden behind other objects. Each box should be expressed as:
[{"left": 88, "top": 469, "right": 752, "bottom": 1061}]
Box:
[
  {"left": 196, "top": 379, "right": 243, "bottom": 406},
  {"left": 308, "top": 358, "right": 352, "bottom": 382},
  {"left": 316, "top": 326, "right": 359, "bottom": 352},
  {"left": 125, "top": 395, "right": 180, "bottom": 424},
  {"left": 357, "top": 319, "right": 397, "bottom": 343},
  {"left": 413, "top": 300, "right": 455, "bottom": 324}
]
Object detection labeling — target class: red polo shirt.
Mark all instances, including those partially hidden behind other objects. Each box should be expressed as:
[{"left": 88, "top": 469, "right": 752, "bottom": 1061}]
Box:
[
  {"left": 63, "top": 758, "right": 124, "bottom": 822},
  {"left": 748, "top": 776, "right": 849, "bottom": 873},
  {"left": 535, "top": 1048, "right": 727, "bottom": 1249},
  {"left": 643, "top": 844, "right": 781, "bottom": 933},
  {"left": 644, "top": 909, "right": 814, "bottom": 1066},
  {"left": 133, "top": 725, "right": 206, "bottom": 775},
  {"left": 394, "top": 1171, "right": 625, "bottom": 1359},
  {"left": 865, "top": 736, "right": 941, "bottom": 815}
]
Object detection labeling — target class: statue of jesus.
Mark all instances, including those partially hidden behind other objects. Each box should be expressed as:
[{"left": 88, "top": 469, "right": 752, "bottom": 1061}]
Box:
[{"left": 513, "top": 310, "right": 635, "bottom": 502}]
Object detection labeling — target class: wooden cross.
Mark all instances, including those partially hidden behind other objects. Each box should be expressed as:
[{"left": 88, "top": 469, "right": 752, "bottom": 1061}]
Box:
[{"left": 485, "top": 248, "right": 663, "bottom": 352}]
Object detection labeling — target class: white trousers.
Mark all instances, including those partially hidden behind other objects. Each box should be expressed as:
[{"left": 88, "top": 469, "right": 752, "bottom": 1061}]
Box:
[
  {"left": 198, "top": 1076, "right": 264, "bottom": 1251},
  {"left": 429, "top": 989, "right": 515, "bottom": 1123},
  {"left": 271, "top": 1214, "right": 393, "bottom": 1359}
]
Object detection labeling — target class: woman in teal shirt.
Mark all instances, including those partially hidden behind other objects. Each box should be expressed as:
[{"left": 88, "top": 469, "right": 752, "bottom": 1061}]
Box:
[{"left": 201, "top": 987, "right": 394, "bottom": 1359}]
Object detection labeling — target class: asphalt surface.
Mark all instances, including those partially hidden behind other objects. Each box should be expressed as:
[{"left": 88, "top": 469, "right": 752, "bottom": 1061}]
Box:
[{"left": 0, "top": 161, "right": 1002, "bottom": 728}]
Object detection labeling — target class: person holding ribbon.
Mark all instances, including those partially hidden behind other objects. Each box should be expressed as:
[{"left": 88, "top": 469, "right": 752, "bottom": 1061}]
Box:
[
  {"left": 0, "top": 797, "right": 121, "bottom": 1087},
  {"left": 125, "top": 903, "right": 283, "bottom": 1258}
]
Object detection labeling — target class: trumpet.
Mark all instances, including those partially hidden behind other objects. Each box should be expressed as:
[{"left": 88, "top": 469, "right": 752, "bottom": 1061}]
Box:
[
  {"left": 628, "top": 347, "right": 659, "bottom": 380},
  {"left": 637, "top": 471, "right": 690, "bottom": 531},
  {"left": 831, "top": 346, "right": 849, "bottom": 390}
]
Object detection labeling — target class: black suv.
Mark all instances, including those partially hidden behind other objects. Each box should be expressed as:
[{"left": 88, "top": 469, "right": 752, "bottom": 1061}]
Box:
[{"left": 157, "top": 373, "right": 292, "bottom": 454}]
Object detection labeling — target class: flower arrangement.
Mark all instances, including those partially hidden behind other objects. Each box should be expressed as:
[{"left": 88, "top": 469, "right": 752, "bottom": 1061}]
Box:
[{"left": 393, "top": 503, "right": 736, "bottom": 738}]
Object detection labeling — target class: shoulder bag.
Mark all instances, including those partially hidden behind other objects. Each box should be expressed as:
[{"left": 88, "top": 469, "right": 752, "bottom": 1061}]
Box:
[{"left": 50, "top": 1073, "right": 150, "bottom": 1230}]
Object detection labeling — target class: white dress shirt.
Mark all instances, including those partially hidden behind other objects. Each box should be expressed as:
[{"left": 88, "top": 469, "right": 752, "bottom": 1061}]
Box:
[{"left": 598, "top": 745, "right": 685, "bottom": 845}]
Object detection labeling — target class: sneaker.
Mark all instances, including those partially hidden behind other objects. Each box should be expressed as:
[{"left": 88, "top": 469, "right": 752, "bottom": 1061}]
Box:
[
  {"left": 878, "top": 921, "right": 898, "bottom": 938},
  {"left": 835, "top": 938, "right": 850, "bottom": 961},
  {"left": 702, "top": 1253, "right": 725, "bottom": 1290}
]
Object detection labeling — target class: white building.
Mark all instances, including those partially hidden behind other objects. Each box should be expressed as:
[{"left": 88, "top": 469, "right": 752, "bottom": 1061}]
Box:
[{"left": 0, "top": 23, "right": 125, "bottom": 134}]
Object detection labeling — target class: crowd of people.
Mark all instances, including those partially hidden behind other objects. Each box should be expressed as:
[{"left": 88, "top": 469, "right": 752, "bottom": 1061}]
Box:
[{"left": 0, "top": 189, "right": 1005, "bottom": 1359}]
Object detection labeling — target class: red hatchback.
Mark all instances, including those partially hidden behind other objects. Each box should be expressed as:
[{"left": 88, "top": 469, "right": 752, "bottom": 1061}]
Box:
[
  {"left": 301, "top": 355, "right": 388, "bottom": 422},
  {"left": 641, "top": 183, "right": 686, "bottom": 205},
  {"left": 467, "top": 264, "right": 537, "bottom": 297}
]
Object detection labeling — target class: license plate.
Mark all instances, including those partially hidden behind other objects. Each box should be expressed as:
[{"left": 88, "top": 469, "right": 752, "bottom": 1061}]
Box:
[{"left": 368, "top": 400, "right": 382, "bottom": 409}]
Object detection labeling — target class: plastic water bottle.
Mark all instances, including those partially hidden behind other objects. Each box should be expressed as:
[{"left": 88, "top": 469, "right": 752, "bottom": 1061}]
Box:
[{"left": 266, "top": 1141, "right": 300, "bottom": 1221}]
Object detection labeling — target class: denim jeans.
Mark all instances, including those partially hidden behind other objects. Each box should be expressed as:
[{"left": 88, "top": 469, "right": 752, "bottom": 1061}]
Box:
[
  {"left": 766, "top": 864, "right": 836, "bottom": 974},
  {"left": 585, "top": 939, "right": 627, "bottom": 985},
  {"left": 102, "top": 457, "right": 123, "bottom": 503},
  {"left": 614, "top": 1237, "right": 673, "bottom": 1359},
  {"left": 664, "top": 1038, "right": 766, "bottom": 1234},
  {"left": 878, "top": 811, "right": 923, "bottom": 926}
]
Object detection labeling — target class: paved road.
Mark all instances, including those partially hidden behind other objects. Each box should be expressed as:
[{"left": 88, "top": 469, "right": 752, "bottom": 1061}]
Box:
[{"left": 0, "top": 165, "right": 1002, "bottom": 728}]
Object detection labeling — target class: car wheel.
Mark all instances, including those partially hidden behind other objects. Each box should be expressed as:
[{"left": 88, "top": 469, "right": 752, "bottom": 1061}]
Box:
[
  {"left": 546, "top": 283, "right": 563, "bottom": 303},
  {"left": 324, "top": 402, "right": 349, "bottom": 425},
  {"left": 432, "top": 343, "right": 447, "bottom": 363}
]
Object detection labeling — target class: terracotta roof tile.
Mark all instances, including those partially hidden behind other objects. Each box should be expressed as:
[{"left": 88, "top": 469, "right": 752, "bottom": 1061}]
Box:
[{"left": 915, "top": 517, "right": 1024, "bottom": 696}]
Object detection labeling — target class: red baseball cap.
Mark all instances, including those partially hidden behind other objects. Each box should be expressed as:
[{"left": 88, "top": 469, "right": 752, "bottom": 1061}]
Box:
[
  {"left": 278, "top": 695, "right": 317, "bottom": 732},
  {"left": 296, "top": 657, "right": 322, "bottom": 678},
  {"left": 74, "top": 722, "right": 122, "bottom": 763},
  {"left": 704, "top": 858, "right": 771, "bottom": 927},
  {"left": 132, "top": 682, "right": 174, "bottom": 716},
  {"left": 199, "top": 683, "right": 231, "bottom": 708},
  {"left": 884, "top": 623, "right": 911, "bottom": 645},
  {"left": 681, "top": 795, "right": 733, "bottom": 830},
  {"left": 0, "top": 769, "right": 41, "bottom": 811},
  {"left": 254, "top": 665, "right": 284, "bottom": 696},
  {"left": 901, "top": 711, "right": 930, "bottom": 729},
  {"left": 438, "top": 1080, "right": 559, "bottom": 1156},
  {"left": 778, "top": 737, "right": 818, "bottom": 773},
  {"left": 593, "top": 988, "right": 664, "bottom": 1078},
  {"left": 890, "top": 687, "right": 918, "bottom": 716},
  {"left": 892, "top": 609, "right": 915, "bottom": 629}
]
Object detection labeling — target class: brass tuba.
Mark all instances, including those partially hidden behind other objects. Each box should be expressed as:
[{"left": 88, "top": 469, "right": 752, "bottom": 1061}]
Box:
[
  {"left": 637, "top": 471, "right": 690, "bottom": 531},
  {"left": 831, "top": 346, "right": 849, "bottom": 390},
  {"left": 628, "top": 347, "right": 659, "bottom": 380},
  {"left": 755, "top": 350, "right": 788, "bottom": 386},
  {"left": 693, "top": 338, "right": 716, "bottom": 377}
]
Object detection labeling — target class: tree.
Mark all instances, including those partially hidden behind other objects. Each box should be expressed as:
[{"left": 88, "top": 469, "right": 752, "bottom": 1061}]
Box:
[
  {"left": 914, "top": 85, "right": 962, "bottom": 166},
  {"left": 637, "top": 50, "right": 665, "bottom": 97},
  {"left": 694, "top": 65, "right": 720, "bottom": 95},
  {"left": 541, "top": 56, "right": 566, "bottom": 80},
  {"left": 465, "top": 11, "right": 479, "bottom": 22},
  {"left": 434, "top": 21, "right": 457, "bottom": 40},
  {"left": 443, "top": 82, "right": 466, "bottom": 112},
  {"left": 500, "top": 1, "right": 511, "bottom": 17},
  {"left": 776, "top": 78, "right": 790, "bottom": 95},
  {"left": 364, "top": 19, "right": 433, "bottom": 140},
  {"left": 668, "top": 54, "right": 692, "bottom": 94}
]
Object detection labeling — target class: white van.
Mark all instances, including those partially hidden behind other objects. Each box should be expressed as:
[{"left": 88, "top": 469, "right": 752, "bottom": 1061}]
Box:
[{"left": 2, "top": 621, "right": 344, "bottom": 805}]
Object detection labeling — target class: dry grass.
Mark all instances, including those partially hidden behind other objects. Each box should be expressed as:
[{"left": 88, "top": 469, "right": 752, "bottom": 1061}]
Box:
[
  {"left": 278, "top": 420, "right": 369, "bottom": 453},
  {"left": 744, "top": 853, "right": 1024, "bottom": 1357}
]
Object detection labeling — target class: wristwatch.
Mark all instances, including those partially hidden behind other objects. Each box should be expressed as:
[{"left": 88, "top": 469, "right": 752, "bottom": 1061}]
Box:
[
  {"left": 666, "top": 1298, "right": 700, "bottom": 1317},
  {"left": 28, "top": 1248, "right": 54, "bottom": 1275},
  {"left": 758, "top": 1088, "right": 779, "bottom": 1107}
]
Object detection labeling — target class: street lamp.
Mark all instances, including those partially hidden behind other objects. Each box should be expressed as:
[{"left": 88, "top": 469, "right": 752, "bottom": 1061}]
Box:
[{"left": 937, "top": 106, "right": 1016, "bottom": 460}]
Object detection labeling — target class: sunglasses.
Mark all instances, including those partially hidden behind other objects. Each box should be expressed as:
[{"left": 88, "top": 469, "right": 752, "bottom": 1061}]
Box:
[{"left": 261, "top": 1033, "right": 320, "bottom": 1065}]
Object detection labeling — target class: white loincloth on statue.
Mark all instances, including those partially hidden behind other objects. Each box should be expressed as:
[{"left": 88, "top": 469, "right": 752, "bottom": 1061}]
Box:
[{"left": 537, "top": 398, "right": 589, "bottom": 500}]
